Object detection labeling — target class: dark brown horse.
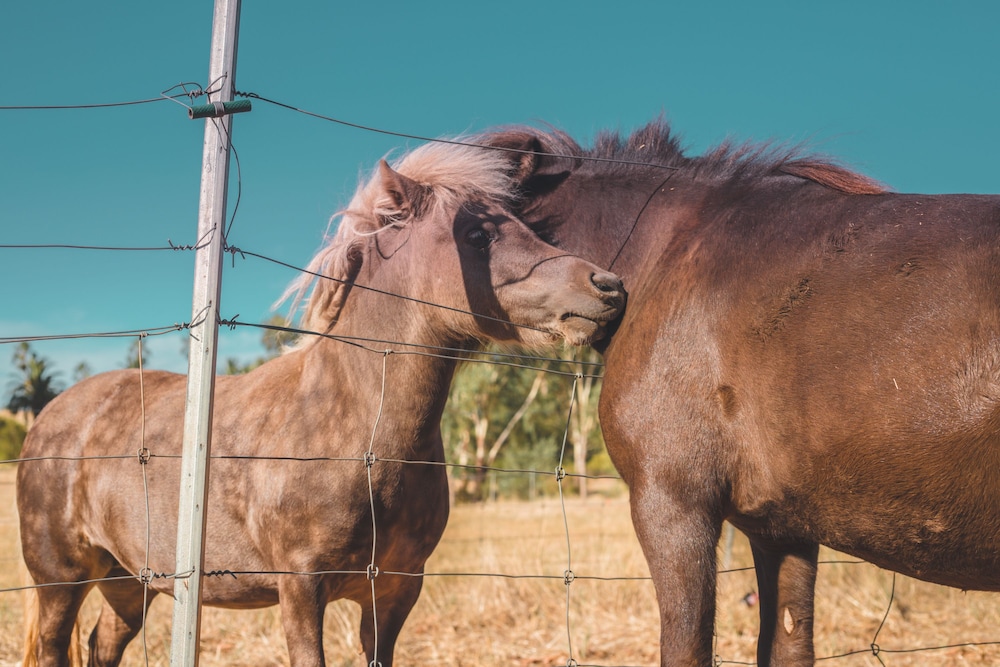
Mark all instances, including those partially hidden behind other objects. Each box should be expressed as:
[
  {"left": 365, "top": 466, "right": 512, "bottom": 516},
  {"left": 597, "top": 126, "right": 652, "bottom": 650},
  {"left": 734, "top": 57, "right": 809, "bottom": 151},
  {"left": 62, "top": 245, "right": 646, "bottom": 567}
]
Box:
[
  {"left": 483, "top": 119, "right": 1000, "bottom": 666},
  {"left": 17, "top": 141, "right": 625, "bottom": 667}
]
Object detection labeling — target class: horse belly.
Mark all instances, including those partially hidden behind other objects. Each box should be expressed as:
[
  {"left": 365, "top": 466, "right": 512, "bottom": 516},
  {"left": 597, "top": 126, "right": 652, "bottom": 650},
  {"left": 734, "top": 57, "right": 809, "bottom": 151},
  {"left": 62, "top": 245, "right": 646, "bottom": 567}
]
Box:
[
  {"left": 733, "top": 428, "right": 1000, "bottom": 591},
  {"left": 724, "top": 245, "right": 1000, "bottom": 590}
]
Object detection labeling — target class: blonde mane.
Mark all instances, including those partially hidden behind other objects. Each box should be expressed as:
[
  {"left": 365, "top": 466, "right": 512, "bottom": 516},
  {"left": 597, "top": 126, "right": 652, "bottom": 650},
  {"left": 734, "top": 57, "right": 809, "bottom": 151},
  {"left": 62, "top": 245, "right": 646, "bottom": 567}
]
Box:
[{"left": 278, "top": 140, "right": 518, "bottom": 337}]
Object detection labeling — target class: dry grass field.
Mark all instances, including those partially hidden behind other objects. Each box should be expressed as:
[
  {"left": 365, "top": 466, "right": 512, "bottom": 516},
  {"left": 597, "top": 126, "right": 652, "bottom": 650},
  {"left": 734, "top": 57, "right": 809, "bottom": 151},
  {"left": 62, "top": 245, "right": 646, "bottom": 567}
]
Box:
[{"left": 2, "top": 465, "right": 1000, "bottom": 666}]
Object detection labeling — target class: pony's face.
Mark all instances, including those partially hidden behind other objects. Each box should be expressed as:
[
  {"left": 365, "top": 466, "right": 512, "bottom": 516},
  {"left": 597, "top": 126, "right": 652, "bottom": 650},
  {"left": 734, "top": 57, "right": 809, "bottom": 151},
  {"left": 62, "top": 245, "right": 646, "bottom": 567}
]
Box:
[{"left": 372, "top": 163, "right": 625, "bottom": 348}]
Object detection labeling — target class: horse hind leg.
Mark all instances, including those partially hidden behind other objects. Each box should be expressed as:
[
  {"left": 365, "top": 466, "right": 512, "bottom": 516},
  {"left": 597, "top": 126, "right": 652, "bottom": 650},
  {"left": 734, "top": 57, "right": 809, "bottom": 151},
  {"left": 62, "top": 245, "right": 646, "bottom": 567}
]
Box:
[
  {"left": 87, "top": 573, "right": 158, "bottom": 667},
  {"left": 24, "top": 580, "right": 93, "bottom": 667},
  {"left": 751, "top": 539, "right": 819, "bottom": 667}
]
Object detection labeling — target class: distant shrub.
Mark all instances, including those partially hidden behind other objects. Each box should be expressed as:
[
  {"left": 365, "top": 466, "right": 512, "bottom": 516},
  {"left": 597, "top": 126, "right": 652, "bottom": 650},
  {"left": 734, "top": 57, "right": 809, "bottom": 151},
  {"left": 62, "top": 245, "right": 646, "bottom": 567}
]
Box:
[
  {"left": 0, "top": 416, "right": 27, "bottom": 461},
  {"left": 587, "top": 448, "right": 618, "bottom": 476}
]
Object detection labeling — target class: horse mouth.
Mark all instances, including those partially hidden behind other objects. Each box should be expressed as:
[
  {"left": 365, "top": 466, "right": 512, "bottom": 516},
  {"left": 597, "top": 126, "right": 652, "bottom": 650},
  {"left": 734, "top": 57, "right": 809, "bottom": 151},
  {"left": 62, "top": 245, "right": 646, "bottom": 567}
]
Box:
[{"left": 557, "top": 313, "right": 610, "bottom": 346}]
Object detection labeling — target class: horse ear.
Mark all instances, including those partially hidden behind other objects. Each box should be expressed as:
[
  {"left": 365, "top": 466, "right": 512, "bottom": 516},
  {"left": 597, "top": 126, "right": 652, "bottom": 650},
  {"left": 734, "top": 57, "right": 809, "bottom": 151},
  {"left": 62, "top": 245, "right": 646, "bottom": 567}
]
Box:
[
  {"left": 376, "top": 160, "right": 428, "bottom": 223},
  {"left": 484, "top": 132, "right": 547, "bottom": 185},
  {"left": 484, "top": 131, "right": 571, "bottom": 195}
]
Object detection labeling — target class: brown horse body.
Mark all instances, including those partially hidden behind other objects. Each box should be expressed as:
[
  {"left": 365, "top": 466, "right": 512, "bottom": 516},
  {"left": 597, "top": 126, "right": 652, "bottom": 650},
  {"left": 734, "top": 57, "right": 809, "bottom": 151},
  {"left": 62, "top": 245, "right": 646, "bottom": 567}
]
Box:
[
  {"left": 485, "top": 120, "right": 1000, "bottom": 666},
  {"left": 17, "top": 143, "right": 624, "bottom": 666}
]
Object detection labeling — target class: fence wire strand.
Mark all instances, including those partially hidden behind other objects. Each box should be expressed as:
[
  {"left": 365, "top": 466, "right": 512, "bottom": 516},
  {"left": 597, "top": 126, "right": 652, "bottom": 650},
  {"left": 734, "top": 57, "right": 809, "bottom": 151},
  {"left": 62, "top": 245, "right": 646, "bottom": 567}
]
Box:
[
  {"left": 364, "top": 350, "right": 391, "bottom": 667},
  {"left": 136, "top": 334, "right": 153, "bottom": 667},
  {"left": 5, "top": 82, "right": 1000, "bottom": 667},
  {"left": 556, "top": 374, "right": 580, "bottom": 665}
]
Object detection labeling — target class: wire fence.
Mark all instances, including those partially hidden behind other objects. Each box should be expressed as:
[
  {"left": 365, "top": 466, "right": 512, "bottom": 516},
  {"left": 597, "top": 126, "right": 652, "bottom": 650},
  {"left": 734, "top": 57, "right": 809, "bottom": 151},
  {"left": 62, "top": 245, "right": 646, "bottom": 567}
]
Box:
[{"left": 3, "top": 85, "right": 1000, "bottom": 667}]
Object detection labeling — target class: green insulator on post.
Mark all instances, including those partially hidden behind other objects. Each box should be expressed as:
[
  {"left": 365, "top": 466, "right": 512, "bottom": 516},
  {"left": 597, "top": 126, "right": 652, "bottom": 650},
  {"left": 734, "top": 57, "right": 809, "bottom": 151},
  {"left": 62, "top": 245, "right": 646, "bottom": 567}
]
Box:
[{"left": 187, "top": 99, "right": 252, "bottom": 119}]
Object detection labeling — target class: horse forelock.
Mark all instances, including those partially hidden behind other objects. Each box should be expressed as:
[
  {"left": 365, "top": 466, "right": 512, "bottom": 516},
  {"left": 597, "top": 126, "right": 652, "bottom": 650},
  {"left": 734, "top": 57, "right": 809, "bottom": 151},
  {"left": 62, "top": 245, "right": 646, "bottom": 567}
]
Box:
[{"left": 277, "top": 141, "right": 519, "bottom": 337}]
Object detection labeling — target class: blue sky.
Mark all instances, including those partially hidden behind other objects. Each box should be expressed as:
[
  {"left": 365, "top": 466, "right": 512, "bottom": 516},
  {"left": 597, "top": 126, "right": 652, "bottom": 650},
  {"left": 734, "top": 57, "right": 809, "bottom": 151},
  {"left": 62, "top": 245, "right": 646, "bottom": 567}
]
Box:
[{"left": 2, "top": 1, "right": 997, "bottom": 385}]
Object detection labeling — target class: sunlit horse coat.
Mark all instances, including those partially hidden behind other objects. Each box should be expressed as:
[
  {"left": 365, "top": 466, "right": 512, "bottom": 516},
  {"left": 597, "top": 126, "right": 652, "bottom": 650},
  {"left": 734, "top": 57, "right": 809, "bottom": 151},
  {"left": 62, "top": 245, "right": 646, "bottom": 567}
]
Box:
[
  {"left": 18, "top": 141, "right": 625, "bottom": 667},
  {"left": 485, "top": 119, "right": 1000, "bottom": 666}
]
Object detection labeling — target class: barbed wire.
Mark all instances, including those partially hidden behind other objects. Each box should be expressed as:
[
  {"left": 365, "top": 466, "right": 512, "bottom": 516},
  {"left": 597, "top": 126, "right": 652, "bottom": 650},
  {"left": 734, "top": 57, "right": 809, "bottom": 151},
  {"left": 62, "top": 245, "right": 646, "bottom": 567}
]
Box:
[
  {"left": 12, "top": 387, "right": 993, "bottom": 667},
  {"left": 0, "top": 540, "right": 867, "bottom": 594},
  {"left": 0, "top": 242, "right": 200, "bottom": 252},
  {"left": 0, "top": 84, "right": 679, "bottom": 171},
  {"left": 10, "top": 555, "right": 999, "bottom": 667},
  {"left": 0, "top": 225, "right": 217, "bottom": 254},
  {"left": 0, "top": 82, "right": 212, "bottom": 113},
  {"left": 8, "top": 391, "right": 995, "bottom": 666},
  {"left": 0, "top": 572, "right": 185, "bottom": 596},
  {"left": 2, "top": 81, "right": 619, "bottom": 352},
  {"left": 7, "top": 447, "right": 1000, "bottom": 666},
  {"left": 0, "top": 241, "right": 612, "bottom": 364},
  {"left": 223, "top": 247, "right": 585, "bottom": 343},
  {"left": 4, "top": 81, "right": 999, "bottom": 667},
  {"left": 0, "top": 319, "right": 602, "bottom": 378},
  {"left": 0, "top": 93, "right": 190, "bottom": 111},
  {"left": 221, "top": 317, "right": 603, "bottom": 377},
  {"left": 0, "top": 337, "right": 980, "bottom": 651},
  {"left": 0, "top": 322, "right": 195, "bottom": 347},
  {"left": 235, "top": 91, "right": 681, "bottom": 171}
]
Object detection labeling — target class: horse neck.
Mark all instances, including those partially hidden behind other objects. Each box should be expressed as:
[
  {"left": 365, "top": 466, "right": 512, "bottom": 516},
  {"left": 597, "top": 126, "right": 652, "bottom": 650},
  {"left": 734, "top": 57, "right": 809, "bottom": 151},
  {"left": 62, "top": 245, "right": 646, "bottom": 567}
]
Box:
[
  {"left": 298, "top": 294, "right": 469, "bottom": 455},
  {"left": 561, "top": 169, "right": 696, "bottom": 289}
]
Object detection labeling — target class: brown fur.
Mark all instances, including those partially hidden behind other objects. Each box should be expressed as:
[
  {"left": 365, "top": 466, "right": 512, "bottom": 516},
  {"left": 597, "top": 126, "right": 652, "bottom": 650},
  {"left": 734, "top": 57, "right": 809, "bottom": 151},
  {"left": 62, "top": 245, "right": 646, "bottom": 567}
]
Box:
[
  {"left": 17, "top": 145, "right": 624, "bottom": 666},
  {"left": 483, "top": 119, "right": 1000, "bottom": 666},
  {"left": 779, "top": 159, "right": 887, "bottom": 195}
]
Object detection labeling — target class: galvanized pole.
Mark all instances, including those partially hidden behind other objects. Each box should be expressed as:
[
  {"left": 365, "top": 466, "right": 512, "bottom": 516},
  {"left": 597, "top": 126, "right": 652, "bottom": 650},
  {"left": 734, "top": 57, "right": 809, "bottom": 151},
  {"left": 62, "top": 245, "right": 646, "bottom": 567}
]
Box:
[{"left": 170, "top": 1, "right": 241, "bottom": 665}]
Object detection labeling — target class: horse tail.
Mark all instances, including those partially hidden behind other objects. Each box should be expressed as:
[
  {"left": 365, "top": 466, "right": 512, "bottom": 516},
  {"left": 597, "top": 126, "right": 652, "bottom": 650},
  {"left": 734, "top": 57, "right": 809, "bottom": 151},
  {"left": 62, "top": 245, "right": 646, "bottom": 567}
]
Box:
[
  {"left": 22, "top": 580, "right": 83, "bottom": 667},
  {"left": 22, "top": 581, "right": 39, "bottom": 667},
  {"left": 71, "top": 620, "right": 83, "bottom": 667}
]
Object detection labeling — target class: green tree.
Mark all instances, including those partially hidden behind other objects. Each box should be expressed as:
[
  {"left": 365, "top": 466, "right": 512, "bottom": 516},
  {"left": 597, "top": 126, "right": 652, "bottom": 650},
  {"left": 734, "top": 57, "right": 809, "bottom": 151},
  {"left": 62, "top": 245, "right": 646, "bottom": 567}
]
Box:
[
  {"left": 73, "top": 361, "right": 92, "bottom": 383},
  {"left": 442, "top": 347, "right": 579, "bottom": 500},
  {"left": 261, "top": 314, "right": 300, "bottom": 355},
  {"left": 223, "top": 315, "right": 300, "bottom": 375},
  {"left": 0, "top": 413, "right": 27, "bottom": 460},
  {"left": 561, "top": 345, "right": 604, "bottom": 499},
  {"left": 223, "top": 357, "right": 253, "bottom": 375},
  {"left": 443, "top": 359, "right": 546, "bottom": 500},
  {"left": 124, "top": 338, "right": 151, "bottom": 369},
  {"left": 442, "top": 344, "right": 611, "bottom": 502},
  {"left": 7, "top": 342, "right": 63, "bottom": 418}
]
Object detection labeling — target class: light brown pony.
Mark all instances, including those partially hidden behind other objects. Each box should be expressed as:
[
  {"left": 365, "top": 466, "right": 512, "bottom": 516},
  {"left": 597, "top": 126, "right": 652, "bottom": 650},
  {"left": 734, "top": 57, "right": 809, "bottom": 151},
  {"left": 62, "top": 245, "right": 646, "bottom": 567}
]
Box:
[
  {"left": 17, "top": 141, "right": 625, "bottom": 667},
  {"left": 484, "top": 119, "right": 1000, "bottom": 666}
]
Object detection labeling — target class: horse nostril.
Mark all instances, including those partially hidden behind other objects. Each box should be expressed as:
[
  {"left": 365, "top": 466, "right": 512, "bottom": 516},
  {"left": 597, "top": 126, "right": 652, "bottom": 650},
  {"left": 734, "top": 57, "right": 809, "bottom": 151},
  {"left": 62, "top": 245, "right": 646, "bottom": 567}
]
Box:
[{"left": 591, "top": 271, "right": 624, "bottom": 295}]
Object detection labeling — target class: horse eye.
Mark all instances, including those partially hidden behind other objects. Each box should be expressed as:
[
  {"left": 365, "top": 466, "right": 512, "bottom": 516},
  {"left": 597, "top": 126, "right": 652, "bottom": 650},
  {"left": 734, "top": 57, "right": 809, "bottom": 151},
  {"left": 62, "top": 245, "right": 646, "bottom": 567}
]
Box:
[
  {"left": 535, "top": 230, "right": 558, "bottom": 246},
  {"left": 466, "top": 228, "right": 493, "bottom": 250}
]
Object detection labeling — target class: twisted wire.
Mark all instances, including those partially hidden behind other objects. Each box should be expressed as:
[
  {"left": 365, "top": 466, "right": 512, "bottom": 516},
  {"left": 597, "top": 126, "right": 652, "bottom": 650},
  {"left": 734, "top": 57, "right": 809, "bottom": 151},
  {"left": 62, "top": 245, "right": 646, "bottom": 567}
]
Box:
[
  {"left": 136, "top": 334, "right": 153, "bottom": 667},
  {"left": 363, "top": 351, "right": 391, "bottom": 667},
  {"left": 237, "top": 92, "right": 680, "bottom": 172},
  {"left": 555, "top": 374, "right": 581, "bottom": 664},
  {"left": 5, "top": 82, "right": 999, "bottom": 667}
]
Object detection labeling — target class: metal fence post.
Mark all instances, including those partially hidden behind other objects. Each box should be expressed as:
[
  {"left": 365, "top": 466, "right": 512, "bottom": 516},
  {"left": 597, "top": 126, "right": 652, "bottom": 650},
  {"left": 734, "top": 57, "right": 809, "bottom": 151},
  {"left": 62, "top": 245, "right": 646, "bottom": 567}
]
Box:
[{"left": 170, "top": 1, "right": 242, "bottom": 664}]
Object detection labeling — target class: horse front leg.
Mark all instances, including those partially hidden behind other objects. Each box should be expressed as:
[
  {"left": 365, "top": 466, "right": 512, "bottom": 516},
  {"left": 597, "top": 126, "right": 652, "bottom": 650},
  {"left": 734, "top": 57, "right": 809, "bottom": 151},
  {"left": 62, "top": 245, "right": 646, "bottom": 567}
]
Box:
[
  {"left": 630, "top": 479, "right": 723, "bottom": 666},
  {"left": 278, "top": 575, "right": 327, "bottom": 667},
  {"left": 750, "top": 539, "right": 818, "bottom": 667},
  {"left": 359, "top": 573, "right": 424, "bottom": 667}
]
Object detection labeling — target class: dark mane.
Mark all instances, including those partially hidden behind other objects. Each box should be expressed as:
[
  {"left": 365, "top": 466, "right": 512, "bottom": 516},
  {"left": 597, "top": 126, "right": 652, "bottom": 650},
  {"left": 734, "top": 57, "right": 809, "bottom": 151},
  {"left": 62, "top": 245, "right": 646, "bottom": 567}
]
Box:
[{"left": 511, "top": 118, "right": 888, "bottom": 195}]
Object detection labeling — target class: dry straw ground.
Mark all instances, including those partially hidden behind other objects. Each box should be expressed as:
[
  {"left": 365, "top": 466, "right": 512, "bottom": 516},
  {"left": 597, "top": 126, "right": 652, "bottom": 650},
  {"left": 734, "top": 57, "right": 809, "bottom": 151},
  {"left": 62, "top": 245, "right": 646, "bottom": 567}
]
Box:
[{"left": 2, "top": 466, "right": 1000, "bottom": 666}]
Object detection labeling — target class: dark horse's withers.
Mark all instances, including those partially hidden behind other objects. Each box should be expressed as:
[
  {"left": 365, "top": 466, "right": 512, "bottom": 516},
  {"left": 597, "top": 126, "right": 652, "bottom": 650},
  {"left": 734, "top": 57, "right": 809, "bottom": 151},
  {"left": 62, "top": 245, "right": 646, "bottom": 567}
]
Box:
[{"left": 485, "top": 120, "right": 1000, "bottom": 666}]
